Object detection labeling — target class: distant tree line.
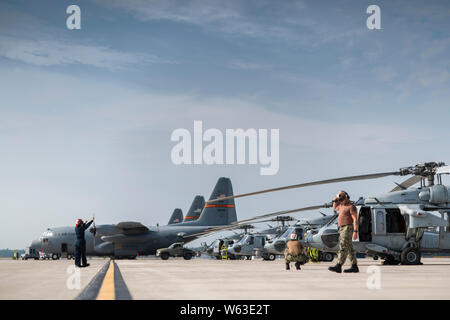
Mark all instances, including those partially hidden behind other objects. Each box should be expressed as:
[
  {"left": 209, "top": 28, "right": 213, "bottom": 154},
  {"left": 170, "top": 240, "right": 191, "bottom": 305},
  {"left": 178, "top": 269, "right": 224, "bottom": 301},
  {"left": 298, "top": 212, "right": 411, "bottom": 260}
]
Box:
[{"left": 0, "top": 249, "right": 25, "bottom": 257}]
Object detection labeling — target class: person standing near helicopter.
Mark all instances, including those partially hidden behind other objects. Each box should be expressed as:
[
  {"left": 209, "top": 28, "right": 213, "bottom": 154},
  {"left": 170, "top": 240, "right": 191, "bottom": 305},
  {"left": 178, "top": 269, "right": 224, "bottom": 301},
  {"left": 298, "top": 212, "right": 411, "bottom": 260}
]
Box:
[{"left": 328, "top": 191, "right": 359, "bottom": 273}]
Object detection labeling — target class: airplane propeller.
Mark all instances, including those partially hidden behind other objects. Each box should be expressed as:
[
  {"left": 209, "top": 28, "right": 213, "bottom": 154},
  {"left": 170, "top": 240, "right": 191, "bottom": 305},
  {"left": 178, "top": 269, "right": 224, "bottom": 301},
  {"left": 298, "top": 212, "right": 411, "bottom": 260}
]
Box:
[{"left": 89, "top": 213, "right": 97, "bottom": 246}]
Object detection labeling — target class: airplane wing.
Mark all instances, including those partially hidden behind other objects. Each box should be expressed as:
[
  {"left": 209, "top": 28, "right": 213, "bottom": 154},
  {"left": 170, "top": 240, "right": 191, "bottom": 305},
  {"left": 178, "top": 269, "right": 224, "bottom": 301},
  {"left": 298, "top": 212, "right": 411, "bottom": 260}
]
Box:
[{"left": 115, "top": 221, "right": 149, "bottom": 235}]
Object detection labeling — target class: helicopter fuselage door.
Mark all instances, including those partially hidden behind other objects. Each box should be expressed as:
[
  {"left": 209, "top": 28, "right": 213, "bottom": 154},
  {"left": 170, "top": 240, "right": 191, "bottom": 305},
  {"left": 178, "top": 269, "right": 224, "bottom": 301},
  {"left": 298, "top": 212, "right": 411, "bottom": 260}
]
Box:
[
  {"left": 358, "top": 206, "right": 372, "bottom": 242},
  {"left": 373, "top": 208, "right": 386, "bottom": 236}
]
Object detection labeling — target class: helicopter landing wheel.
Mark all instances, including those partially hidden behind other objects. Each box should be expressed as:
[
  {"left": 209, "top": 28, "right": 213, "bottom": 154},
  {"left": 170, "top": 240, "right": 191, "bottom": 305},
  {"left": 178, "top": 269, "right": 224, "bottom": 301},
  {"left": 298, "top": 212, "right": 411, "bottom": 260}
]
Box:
[
  {"left": 323, "top": 252, "right": 334, "bottom": 262},
  {"left": 401, "top": 247, "right": 421, "bottom": 265}
]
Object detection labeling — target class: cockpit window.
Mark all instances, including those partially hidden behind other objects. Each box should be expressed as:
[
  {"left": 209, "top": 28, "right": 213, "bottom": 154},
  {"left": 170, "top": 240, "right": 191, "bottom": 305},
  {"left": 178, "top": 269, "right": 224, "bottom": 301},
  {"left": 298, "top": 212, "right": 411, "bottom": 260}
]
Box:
[
  {"left": 42, "top": 231, "right": 53, "bottom": 237},
  {"left": 325, "top": 214, "right": 338, "bottom": 226},
  {"left": 281, "top": 228, "right": 292, "bottom": 239},
  {"left": 238, "top": 235, "right": 249, "bottom": 244}
]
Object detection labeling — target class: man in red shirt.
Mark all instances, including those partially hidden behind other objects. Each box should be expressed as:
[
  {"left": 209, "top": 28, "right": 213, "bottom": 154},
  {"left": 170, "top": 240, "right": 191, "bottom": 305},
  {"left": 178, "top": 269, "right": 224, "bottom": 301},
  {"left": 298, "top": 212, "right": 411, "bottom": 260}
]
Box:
[{"left": 328, "top": 191, "right": 359, "bottom": 273}]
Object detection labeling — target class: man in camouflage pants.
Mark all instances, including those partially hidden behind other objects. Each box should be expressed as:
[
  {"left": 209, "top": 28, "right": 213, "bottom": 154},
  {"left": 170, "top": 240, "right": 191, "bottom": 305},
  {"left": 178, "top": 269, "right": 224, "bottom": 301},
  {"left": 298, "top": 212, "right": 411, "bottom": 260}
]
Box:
[
  {"left": 284, "top": 233, "right": 307, "bottom": 270},
  {"left": 329, "top": 191, "right": 359, "bottom": 273}
]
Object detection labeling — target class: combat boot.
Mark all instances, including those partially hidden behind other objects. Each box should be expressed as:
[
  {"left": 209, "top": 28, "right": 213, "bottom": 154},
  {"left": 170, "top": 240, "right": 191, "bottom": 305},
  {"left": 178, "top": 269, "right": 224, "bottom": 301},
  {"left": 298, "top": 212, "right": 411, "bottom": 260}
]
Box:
[
  {"left": 295, "top": 262, "right": 301, "bottom": 270},
  {"left": 328, "top": 263, "right": 342, "bottom": 273},
  {"left": 286, "top": 263, "right": 290, "bottom": 270},
  {"left": 343, "top": 264, "right": 359, "bottom": 273}
]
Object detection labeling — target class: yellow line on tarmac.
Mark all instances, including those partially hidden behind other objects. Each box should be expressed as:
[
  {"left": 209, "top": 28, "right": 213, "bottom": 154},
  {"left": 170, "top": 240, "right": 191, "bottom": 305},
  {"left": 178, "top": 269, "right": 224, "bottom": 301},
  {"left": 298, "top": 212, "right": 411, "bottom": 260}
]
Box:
[{"left": 96, "top": 260, "right": 115, "bottom": 300}]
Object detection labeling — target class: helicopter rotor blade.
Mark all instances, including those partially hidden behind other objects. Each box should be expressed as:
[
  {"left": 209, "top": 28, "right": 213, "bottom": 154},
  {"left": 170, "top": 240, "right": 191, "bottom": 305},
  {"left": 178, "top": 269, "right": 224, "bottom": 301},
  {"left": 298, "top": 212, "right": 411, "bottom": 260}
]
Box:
[
  {"left": 185, "top": 204, "right": 329, "bottom": 239},
  {"left": 207, "top": 171, "right": 398, "bottom": 203},
  {"left": 231, "top": 204, "right": 330, "bottom": 225},
  {"left": 390, "top": 175, "right": 422, "bottom": 192}
]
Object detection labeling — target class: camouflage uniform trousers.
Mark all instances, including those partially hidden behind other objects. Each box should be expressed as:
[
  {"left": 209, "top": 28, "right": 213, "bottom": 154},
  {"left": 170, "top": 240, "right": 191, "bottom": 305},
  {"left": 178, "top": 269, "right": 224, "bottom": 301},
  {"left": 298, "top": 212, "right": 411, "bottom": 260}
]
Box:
[
  {"left": 284, "top": 249, "right": 307, "bottom": 264},
  {"left": 337, "top": 225, "right": 357, "bottom": 265}
]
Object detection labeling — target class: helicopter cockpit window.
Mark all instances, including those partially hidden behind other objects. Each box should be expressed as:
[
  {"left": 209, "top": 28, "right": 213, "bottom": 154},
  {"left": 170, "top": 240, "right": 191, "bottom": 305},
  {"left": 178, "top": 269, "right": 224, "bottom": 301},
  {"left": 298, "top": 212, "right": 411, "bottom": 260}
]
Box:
[
  {"left": 386, "top": 209, "right": 406, "bottom": 233},
  {"left": 294, "top": 228, "right": 303, "bottom": 240},
  {"left": 238, "top": 235, "right": 249, "bottom": 244},
  {"left": 325, "top": 213, "right": 338, "bottom": 226},
  {"left": 248, "top": 236, "right": 254, "bottom": 245},
  {"left": 281, "top": 229, "right": 292, "bottom": 239}
]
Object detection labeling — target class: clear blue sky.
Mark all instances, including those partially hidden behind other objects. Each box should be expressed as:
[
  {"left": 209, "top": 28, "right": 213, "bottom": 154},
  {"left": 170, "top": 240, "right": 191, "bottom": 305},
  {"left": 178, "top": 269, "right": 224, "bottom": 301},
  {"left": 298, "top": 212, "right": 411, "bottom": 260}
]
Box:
[{"left": 0, "top": 0, "right": 449, "bottom": 248}]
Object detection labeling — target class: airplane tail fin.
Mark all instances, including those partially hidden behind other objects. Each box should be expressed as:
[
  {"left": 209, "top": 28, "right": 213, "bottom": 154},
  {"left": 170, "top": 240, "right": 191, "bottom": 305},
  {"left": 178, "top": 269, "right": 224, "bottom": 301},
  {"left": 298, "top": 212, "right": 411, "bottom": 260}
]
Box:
[
  {"left": 183, "top": 195, "right": 205, "bottom": 222},
  {"left": 192, "top": 177, "right": 237, "bottom": 226},
  {"left": 168, "top": 208, "right": 183, "bottom": 224}
]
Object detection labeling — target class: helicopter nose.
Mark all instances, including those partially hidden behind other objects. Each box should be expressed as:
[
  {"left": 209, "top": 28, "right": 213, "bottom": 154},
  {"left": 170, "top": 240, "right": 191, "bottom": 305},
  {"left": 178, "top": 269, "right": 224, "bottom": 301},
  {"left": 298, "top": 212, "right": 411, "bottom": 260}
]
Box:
[
  {"left": 274, "top": 240, "right": 286, "bottom": 252},
  {"left": 233, "top": 245, "right": 242, "bottom": 253},
  {"left": 320, "top": 229, "right": 340, "bottom": 248}
]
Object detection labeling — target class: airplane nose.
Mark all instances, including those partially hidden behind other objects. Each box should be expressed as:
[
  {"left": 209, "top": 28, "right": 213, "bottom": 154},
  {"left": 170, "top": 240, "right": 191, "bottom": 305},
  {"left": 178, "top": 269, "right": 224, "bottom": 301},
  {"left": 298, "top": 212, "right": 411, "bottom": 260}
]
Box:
[{"left": 30, "top": 239, "right": 41, "bottom": 250}]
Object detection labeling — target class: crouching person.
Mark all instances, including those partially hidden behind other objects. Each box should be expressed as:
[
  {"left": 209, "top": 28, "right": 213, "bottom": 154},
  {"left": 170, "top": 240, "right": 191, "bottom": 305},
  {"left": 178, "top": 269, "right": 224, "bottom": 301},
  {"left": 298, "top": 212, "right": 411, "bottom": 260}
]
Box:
[{"left": 284, "top": 233, "right": 307, "bottom": 270}]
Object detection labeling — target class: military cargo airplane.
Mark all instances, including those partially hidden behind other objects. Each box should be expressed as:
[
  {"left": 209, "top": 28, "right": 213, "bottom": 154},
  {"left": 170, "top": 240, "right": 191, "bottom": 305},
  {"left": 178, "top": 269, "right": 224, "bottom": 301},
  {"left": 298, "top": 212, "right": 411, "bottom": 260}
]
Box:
[
  {"left": 182, "top": 196, "right": 205, "bottom": 222},
  {"left": 29, "top": 180, "right": 229, "bottom": 259},
  {"left": 168, "top": 209, "right": 183, "bottom": 224},
  {"left": 168, "top": 195, "right": 205, "bottom": 224}
]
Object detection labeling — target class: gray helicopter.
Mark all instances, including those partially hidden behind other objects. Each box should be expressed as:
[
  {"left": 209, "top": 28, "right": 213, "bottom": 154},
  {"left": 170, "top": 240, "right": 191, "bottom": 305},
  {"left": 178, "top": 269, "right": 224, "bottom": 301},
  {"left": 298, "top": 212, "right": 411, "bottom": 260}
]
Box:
[
  {"left": 227, "top": 223, "right": 289, "bottom": 261},
  {"left": 263, "top": 215, "right": 336, "bottom": 262},
  {"left": 199, "top": 231, "right": 247, "bottom": 260},
  {"left": 208, "top": 162, "right": 450, "bottom": 265}
]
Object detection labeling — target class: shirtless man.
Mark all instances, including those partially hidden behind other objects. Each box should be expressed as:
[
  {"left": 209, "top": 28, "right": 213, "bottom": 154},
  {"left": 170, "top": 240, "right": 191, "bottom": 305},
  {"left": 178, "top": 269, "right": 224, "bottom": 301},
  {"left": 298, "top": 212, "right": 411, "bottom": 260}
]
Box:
[
  {"left": 284, "top": 233, "right": 307, "bottom": 270},
  {"left": 328, "top": 191, "right": 359, "bottom": 273}
]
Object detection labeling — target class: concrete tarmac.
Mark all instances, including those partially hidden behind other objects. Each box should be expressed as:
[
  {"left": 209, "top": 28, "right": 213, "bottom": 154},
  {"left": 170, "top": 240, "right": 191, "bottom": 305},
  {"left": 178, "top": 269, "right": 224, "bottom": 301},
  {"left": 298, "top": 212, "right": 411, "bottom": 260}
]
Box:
[
  {"left": 116, "top": 257, "right": 450, "bottom": 300},
  {"left": 1, "top": 257, "right": 450, "bottom": 299},
  {"left": 0, "top": 258, "right": 105, "bottom": 300}
]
